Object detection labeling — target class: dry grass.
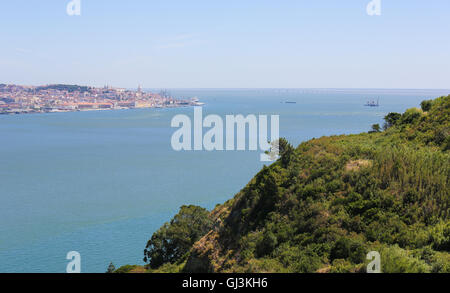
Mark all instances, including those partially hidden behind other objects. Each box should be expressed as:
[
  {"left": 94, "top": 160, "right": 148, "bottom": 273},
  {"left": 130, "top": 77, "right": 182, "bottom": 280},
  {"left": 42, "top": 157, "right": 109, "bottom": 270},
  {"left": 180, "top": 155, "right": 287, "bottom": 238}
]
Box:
[
  {"left": 345, "top": 159, "right": 372, "bottom": 172},
  {"left": 316, "top": 266, "right": 331, "bottom": 273},
  {"left": 128, "top": 266, "right": 147, "bottom": 273}
]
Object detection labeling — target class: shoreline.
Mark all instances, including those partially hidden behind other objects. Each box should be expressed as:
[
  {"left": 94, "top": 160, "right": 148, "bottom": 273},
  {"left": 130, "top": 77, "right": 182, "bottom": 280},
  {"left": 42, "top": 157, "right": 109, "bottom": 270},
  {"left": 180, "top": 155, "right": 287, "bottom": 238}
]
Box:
[{"left": 0, "top": 103, "right": 203, "bottom": 116}]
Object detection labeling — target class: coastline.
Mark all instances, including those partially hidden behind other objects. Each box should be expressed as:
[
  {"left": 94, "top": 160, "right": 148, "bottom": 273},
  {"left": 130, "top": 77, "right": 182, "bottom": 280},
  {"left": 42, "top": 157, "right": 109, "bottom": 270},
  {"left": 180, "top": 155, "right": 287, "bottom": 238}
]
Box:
[
  {"left": 0, "top": 90, "right": 446, "bottom": 273},
  {"left": 0, "top": 103, "right": 203, "bottom": 116}
]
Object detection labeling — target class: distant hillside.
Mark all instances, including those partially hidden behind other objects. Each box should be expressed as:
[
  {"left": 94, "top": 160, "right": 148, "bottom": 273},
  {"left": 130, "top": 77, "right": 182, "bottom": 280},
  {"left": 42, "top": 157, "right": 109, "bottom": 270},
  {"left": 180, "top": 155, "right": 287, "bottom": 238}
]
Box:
[
  {"left": 116, "top": 95, "right": 450, "bottom": 273},
  {"left": 35, "top": 84, "right": 92, "bottom": 93}
]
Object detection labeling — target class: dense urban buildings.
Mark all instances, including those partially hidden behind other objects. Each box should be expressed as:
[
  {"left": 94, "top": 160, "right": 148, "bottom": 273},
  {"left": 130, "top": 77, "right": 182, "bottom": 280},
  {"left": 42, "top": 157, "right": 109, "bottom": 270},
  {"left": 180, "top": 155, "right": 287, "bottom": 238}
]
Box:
[{"left": 0, "top": 84, "right": 202, "bottom": 114}]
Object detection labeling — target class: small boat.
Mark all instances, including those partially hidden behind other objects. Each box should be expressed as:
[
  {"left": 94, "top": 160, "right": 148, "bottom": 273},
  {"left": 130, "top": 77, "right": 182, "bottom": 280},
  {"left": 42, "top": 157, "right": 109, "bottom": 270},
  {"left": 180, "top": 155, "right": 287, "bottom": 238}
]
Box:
[
  {"left": 364, "top": 99, "right": 379, "bottom": 107},
  {"left": 285, "top": 101, "right": 297, "bottom": 104}
]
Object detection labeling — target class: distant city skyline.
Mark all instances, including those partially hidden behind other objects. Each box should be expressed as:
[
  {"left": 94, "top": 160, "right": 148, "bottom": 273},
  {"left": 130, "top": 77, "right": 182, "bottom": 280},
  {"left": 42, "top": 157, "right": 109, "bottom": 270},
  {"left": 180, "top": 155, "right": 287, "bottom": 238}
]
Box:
[
  {"left": 0, "top": 83, "right": 202, "bottom": 115},
  {"left": 1, "top": 0, "right": 449, "bottom": 89}
]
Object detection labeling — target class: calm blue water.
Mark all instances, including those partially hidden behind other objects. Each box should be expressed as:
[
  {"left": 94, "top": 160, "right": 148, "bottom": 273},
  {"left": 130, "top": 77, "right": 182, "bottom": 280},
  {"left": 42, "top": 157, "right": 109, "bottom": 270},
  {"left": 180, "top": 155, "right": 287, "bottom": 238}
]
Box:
[{"left": 0, "top": 89, "right": 448, "bottom": 273}]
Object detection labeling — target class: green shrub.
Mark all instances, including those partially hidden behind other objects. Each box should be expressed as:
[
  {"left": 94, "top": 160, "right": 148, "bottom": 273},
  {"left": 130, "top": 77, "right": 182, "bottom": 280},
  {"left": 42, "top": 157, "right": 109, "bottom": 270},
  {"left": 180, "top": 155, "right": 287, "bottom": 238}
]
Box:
[
  {"left": 143, "top": 205, "right": 212, "bottom": 269},
  {"left": 379, "top": 245, "right": 431, "bottom": 273},
  {"left": 114, "top": 265, "right": 138, "bottom": 273},
  {"left": 421, "top": 100, "right": 433, "bottom": 112}
]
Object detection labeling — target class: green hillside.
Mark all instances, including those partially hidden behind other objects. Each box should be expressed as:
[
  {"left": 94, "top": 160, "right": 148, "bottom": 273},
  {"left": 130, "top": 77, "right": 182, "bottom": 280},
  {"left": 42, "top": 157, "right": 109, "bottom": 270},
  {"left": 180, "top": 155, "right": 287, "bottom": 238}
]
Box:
[{"left": 117, "top": 95, "right": 450, "bottom": 273}]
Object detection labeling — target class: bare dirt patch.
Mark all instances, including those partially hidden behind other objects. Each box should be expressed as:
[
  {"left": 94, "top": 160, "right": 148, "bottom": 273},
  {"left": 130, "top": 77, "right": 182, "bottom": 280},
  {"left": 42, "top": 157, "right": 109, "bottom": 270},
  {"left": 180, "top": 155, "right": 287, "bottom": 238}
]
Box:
[{"left": 345, "top": 159, "right": 372, "bottom": 172}]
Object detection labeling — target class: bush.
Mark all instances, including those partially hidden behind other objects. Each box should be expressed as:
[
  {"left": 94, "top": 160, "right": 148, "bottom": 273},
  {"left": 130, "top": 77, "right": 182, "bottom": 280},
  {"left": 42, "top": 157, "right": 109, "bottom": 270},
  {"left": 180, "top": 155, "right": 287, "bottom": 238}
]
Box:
[
  {"left": 256, "top": 230, "right": 278, "bottom": 257},
  {"left": 429, "top": 221, "right": 450, "bottom": 251},
  {"left": 384, "top": 112, "right": 401, "bottom": 129},
  {"left": 369, "top": 124, "right": 381, "bottom": 133},
  {"left": 400, "top": 108, "right": 423, "bottom": 125},
  {"left": 144, "top": 205, "right": 212, "bottom": 269},
  {"left": 106, "top": 262, "right": 116, "bottom": 273},
  {"left": 114, "top": 265, "right": 139, "bottom": 273},
  {"left": 330, "top": 238, "right": 365, "bottom": 264},
  {"left": 421, "top": 100, "right": 433, "bottom": 112},
  {"left": 379, "top": 245, "right": 431, "bottom": 273},
  {"left": 274, "top": 244, "right": 324, "bottom": 273},
  {"left": 329, "top": 259, "right": 356, "bottom": 273}
]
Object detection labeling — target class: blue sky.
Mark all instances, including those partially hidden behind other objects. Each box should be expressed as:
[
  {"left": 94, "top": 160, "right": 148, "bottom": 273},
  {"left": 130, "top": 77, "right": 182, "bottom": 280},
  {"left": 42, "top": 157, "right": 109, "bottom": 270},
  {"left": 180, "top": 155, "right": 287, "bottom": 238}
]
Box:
[{"left": 0, "top": 0, "right": 449, "bottom": 89}]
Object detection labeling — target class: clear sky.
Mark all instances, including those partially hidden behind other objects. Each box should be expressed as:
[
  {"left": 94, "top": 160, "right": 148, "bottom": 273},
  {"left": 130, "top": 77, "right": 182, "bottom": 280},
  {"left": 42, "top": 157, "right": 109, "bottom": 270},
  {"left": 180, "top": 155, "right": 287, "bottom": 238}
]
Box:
[{"left": 1, "top": 0, "right": 449, "bottom": 89}]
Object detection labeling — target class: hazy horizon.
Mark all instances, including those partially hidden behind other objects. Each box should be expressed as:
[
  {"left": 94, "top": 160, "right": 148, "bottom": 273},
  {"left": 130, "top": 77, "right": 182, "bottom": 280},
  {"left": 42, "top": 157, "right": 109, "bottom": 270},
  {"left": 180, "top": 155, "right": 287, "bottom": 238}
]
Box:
[{"left": 2, "top": 83, "right": 450, "bottom": 92}]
